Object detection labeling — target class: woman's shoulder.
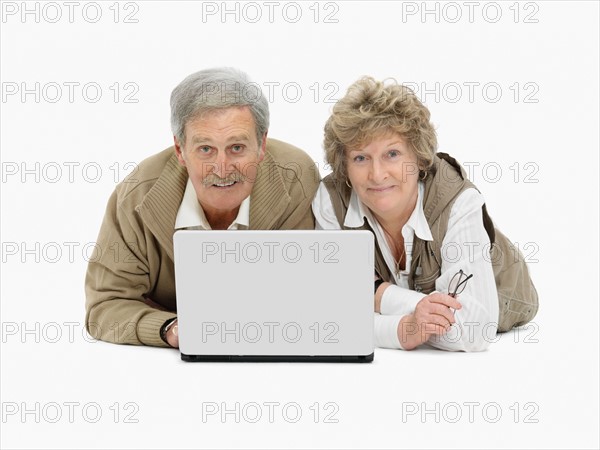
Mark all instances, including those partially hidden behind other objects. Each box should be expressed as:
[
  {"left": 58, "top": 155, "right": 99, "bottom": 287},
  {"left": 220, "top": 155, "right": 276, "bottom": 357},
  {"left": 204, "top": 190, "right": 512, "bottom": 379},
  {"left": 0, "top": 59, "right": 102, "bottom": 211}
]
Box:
[
  {"left": 452, "top": 187, "right": 485, "bottom": 213},
  {"left": 313, "top": 180, "right": 335, "bottom": 208},
  {"left": 312, "top": 180, "right": 344, "bottom": 230}
]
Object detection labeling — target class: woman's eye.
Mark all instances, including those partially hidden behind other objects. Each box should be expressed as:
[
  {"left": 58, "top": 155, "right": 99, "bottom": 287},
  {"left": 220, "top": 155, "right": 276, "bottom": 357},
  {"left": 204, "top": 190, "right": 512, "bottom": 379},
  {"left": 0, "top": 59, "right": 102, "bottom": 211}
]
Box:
[
  {"left": 388, "top": 150, "right": 400, "bottom": 158},
  {"left": 353, "top": 155, "right": 366, "bottom": 163}
]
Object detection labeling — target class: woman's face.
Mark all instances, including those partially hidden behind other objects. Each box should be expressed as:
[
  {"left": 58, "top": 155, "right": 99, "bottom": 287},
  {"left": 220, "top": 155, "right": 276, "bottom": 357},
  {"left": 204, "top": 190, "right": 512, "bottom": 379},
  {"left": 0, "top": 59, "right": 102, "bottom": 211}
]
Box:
[{"left": 346, "top": 132, "right": 420, "bottom": 221}]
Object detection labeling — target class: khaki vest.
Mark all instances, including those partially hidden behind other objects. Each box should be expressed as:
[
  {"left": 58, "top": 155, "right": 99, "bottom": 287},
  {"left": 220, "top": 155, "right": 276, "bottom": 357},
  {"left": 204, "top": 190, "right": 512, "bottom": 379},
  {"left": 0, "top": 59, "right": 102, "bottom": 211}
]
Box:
[{"left": 323, "top": 152, "right": 538, "bottom": 332}]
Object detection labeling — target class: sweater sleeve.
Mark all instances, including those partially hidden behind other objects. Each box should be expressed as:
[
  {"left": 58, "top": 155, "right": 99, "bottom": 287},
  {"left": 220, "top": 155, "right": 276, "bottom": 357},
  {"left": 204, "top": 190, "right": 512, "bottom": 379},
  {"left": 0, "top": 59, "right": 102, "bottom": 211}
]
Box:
[{"left": 84, "top": 187, "right": 176, "bottom": 347}]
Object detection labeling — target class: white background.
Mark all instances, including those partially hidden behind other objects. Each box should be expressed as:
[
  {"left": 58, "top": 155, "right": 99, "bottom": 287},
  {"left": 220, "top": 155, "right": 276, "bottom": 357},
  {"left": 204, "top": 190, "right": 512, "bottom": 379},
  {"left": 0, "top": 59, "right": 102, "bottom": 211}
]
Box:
[{"left": 1, "top": 1, "right": 598, "bottom": 448}]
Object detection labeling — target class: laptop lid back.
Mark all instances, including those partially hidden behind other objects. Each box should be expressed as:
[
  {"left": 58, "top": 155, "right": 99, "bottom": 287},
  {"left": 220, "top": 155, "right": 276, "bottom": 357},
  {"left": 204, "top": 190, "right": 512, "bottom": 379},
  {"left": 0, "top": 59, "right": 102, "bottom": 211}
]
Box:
[{"left": 174, "top": 230, "right": 374, "bottom": 360}]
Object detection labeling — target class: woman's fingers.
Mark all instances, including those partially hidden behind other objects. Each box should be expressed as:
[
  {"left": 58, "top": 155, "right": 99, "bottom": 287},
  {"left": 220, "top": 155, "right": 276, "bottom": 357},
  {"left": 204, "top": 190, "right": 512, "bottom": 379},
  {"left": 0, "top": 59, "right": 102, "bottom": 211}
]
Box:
[
  {"left": 426, "top": 292, "right": 462, "bottom": 310},
  {"left": 414, "top": 294, "right": 460, "bottom": 334},
  {"left": 422, "top": 322, "right": 449, "bottom": 336}
]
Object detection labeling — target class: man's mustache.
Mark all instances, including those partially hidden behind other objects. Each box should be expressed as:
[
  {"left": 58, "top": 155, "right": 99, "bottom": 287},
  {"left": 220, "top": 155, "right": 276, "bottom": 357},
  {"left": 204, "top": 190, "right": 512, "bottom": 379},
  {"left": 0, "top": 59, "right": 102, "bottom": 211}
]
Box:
[{"left": 202, "top": 172, "right": 245, "bottom": 186}]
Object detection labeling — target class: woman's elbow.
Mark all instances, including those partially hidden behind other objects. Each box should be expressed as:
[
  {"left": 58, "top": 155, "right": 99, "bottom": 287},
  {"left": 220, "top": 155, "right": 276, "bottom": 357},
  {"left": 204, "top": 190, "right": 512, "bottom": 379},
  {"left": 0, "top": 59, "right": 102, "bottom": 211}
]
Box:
[{"left": 458, "top": 318, "right": 498, "bottom": 352}]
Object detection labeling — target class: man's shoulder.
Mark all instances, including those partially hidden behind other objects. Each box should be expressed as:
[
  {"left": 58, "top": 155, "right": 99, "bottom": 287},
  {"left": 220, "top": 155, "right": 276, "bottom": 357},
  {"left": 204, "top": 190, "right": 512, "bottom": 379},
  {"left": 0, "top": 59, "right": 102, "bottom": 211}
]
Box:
[
  {"left": 116, "top": 146, "right": 180, "bottom": 201},
  {"left": 263, "top": 137, "right": 320, "bottom": 188},
  {"left": 265, "top": 137, "right": 315, "bottom": 168},
  {"left": 126, "top": 146, "right": 176, "bottom": 182}
]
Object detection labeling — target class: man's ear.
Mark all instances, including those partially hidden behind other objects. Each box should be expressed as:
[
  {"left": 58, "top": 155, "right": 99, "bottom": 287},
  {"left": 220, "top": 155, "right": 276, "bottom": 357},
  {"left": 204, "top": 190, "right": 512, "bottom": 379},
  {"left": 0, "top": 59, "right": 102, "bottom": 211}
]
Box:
[
  {"left": 258, "top": 132, "right": 268, "bottom": 162},
  {"left": 174, "top": 136, "right": 186, "bottom": 167}
]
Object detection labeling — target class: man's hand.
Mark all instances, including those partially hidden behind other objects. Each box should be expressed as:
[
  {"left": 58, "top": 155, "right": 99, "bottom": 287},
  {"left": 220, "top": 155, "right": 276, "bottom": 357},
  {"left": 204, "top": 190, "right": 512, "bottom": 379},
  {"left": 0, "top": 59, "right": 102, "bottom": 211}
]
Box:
[
  {"left": 165, "top": 319, "right": 179, "bottom": 348},
  {"left": 143, "top": 298, "right": 178, "bottom": 348},
  {"left": 397, "top": 293, "right": 462, "bottom": 350}
]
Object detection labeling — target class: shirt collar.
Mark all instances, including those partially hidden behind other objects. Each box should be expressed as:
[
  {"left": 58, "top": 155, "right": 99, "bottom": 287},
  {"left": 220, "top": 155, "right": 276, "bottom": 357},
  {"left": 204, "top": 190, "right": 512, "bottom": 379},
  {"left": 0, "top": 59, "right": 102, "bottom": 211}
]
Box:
[
  {"left": 343, "top": 181, "right": 433, "bottom": 241},
  {"left": 174, "top": 178, "right": 250, "bottom": 230}
]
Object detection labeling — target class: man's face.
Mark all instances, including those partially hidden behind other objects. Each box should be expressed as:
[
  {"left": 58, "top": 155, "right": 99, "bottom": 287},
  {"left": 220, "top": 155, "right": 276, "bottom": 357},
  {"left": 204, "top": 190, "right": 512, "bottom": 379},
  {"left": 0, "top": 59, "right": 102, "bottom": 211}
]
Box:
[{"left": 174, "top": 106, "right": 266, "bottom": 221}]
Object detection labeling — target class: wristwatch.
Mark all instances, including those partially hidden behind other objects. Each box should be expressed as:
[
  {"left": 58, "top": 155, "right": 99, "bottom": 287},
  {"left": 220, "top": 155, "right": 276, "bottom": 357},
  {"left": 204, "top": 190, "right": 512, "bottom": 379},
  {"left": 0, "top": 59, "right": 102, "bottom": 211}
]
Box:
[
  {"left": 160, "top": 318, "right": 177, "bottom": 344},
  {"left": 374, "top": 278, "right": 385, "bottom": 294}
]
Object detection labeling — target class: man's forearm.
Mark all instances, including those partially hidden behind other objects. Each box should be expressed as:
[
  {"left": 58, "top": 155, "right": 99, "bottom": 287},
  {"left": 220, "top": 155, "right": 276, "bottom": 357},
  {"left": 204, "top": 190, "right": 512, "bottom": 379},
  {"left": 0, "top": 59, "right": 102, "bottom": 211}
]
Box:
[{"left": 86, "top": 299, "right": 176, "bottom": 347}]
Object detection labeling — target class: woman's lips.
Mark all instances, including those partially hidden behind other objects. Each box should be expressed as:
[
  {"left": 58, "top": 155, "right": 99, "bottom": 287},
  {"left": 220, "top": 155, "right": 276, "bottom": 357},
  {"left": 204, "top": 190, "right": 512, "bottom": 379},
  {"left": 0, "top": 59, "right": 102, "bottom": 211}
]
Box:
[{"left": 368, "top": 185, "right": 396, "bottom": 193}]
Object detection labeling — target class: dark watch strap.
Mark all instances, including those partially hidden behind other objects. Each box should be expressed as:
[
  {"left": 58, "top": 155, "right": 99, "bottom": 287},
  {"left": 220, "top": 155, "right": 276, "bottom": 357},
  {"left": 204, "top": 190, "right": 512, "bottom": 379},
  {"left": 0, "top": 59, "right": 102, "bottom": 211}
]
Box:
[{"left": 160, "top": 318, "right": 177, "bottom": 344}]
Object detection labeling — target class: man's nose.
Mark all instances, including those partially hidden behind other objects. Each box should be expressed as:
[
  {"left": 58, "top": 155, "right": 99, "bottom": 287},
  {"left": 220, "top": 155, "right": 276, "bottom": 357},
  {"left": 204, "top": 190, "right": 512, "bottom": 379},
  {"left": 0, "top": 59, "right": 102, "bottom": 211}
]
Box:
[{"left": 212, "top": 151, "right": 233, "bottom": 177}]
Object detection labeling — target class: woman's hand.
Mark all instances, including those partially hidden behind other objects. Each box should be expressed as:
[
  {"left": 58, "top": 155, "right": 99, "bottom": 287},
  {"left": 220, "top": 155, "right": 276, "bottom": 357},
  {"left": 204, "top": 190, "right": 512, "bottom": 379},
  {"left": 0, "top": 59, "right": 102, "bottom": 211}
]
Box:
[{"left": 397, "top": 292, "right": 462, "bottom": 350}]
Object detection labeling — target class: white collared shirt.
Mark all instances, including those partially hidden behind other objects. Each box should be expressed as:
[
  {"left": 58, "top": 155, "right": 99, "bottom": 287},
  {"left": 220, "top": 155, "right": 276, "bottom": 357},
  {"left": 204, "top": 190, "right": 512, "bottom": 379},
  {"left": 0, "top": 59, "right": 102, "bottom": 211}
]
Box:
[
  {"left": 175, "top": 178, "right": 250, "bottom": 230},
  {"left": 312, "top": 181, "right": 499, "bottom": 352},
  {"left": 342, "top": 181, "right": 434, "bottom": 286}
]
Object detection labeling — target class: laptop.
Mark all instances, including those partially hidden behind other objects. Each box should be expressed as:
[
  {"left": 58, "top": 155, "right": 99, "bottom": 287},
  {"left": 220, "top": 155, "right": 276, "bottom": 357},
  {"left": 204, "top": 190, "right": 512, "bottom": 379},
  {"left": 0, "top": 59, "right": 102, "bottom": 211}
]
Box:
[{"left": 173, "top": 230, "right": 374, "bottom": 362}]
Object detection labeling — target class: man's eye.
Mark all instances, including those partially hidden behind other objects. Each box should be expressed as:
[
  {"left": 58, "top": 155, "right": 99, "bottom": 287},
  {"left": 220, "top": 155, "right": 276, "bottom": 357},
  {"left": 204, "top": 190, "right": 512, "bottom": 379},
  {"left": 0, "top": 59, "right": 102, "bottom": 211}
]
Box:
[{"left": 231, "top": 145, "right": 244, "bottom": 153}]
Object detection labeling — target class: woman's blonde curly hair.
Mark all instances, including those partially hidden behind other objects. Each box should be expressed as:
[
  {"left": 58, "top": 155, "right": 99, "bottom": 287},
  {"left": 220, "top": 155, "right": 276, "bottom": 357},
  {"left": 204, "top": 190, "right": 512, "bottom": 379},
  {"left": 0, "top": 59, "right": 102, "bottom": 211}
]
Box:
[{"left": 324, "top": 77, "right": 437, "bottom": 182}]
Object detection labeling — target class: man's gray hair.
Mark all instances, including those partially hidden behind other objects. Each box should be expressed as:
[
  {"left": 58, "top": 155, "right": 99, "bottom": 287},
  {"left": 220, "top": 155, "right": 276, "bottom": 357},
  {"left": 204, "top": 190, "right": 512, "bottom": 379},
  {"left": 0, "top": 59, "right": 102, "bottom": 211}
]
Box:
[{"left": 170, "top": 67, "right": 270, "bottom": 145}]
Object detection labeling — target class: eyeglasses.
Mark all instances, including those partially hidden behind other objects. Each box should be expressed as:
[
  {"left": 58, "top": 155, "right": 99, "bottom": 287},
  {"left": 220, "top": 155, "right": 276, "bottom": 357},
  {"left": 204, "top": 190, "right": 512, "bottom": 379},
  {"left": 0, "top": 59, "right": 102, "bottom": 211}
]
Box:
[{"left": 448, "top": 270, "right": 473, "bottom": 298}]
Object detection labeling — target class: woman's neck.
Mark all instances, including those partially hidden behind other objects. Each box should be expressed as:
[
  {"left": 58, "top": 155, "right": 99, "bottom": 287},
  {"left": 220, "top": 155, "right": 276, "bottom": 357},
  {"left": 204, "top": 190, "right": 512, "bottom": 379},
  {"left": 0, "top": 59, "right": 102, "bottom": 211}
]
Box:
[{"left": 372, "top": 191, "right": 418, "bottom": 239}]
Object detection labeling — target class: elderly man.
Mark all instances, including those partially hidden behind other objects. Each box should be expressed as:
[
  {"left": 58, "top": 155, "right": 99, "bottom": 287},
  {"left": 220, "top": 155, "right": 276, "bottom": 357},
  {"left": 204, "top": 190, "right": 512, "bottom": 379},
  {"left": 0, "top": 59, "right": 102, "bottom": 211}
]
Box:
[{"left": 85, "top": 68, "right": 319, "bottom": 348}]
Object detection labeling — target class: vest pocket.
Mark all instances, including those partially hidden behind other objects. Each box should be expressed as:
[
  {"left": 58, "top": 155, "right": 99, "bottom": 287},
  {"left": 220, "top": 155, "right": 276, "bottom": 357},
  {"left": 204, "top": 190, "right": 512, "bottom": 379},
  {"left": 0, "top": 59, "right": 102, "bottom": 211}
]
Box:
[
  {"left": 412, "top": 269, "right": 440, "bottom": 294},
  {"left": 497, "top": 293, "right": 539, "bottom": 332}
]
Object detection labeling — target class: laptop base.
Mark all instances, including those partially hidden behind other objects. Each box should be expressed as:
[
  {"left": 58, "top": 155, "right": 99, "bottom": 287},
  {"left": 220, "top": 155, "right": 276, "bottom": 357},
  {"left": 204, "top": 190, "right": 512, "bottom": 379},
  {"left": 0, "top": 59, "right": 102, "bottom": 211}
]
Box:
[{"left": 181, "top": 353, "right": 374, "bottom": 363}]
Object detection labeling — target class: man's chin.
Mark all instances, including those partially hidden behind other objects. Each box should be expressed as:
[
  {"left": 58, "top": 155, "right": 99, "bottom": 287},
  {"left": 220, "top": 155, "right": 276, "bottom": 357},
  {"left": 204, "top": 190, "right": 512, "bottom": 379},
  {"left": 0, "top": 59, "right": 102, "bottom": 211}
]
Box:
[{"left": 200, "top": 184, "right": 251, "bottom": 205}]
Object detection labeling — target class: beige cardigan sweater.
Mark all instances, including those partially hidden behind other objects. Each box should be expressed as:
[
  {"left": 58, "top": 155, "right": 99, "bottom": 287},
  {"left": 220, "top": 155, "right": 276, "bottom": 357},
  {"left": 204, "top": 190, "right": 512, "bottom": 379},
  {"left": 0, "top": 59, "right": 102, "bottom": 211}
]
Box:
[{"left": 85, "top": 138, "right": 320, "bottom": 347}]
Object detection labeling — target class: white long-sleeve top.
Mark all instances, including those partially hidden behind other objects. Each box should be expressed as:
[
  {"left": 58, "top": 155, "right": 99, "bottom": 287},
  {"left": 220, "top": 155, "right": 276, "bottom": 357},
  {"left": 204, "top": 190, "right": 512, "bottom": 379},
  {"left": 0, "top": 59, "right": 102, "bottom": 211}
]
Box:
[{"left": 312, "top": 181, "right": 499, "bottom": 352}]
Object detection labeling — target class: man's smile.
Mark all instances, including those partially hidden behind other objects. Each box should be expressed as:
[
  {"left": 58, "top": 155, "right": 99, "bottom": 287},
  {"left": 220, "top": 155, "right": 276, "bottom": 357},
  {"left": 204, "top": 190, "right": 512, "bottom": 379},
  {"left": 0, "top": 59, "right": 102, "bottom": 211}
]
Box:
[{"left": 211, "top": 180, "right": 239, "bottom": 189}]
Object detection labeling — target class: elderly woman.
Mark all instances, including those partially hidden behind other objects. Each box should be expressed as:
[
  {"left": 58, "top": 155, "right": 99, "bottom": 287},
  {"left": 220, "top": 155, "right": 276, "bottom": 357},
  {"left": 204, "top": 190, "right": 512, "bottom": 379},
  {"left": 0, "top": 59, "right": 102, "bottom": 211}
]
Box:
[{"left": 312, "top": 77, "right": 500, "bottom": 352}]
